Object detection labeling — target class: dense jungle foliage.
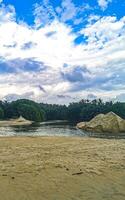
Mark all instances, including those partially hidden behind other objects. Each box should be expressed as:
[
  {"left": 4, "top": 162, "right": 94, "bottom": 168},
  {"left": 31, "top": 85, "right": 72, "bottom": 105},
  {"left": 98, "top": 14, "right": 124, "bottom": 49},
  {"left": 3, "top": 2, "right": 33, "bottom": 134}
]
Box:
[{"left": 0, "top": 99, "right": 125, "bottom": 122}]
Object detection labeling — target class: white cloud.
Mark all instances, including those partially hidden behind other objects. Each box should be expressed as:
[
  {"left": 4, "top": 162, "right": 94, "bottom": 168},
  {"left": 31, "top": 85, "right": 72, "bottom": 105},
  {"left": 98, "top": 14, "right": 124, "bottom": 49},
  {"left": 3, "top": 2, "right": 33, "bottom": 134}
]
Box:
[
  {"left": 88, "top": 14, "right": 101, "bottom": 24},
  {"left": 98, "top": 0, "right": 112, "bottom": 10},
  {"left": 114, "top": 93, "right": 125, "bottom": 102},
  {"left": 34, "top": 2, "right": 56, "bottom": 27},
  {"left": 0, "top": 4, "right": 16, "bottom": 23},
  {"left": 34, "top": 0, "right": 90, "bottom": 27},
  {"left": 34, "top": 0, "right": 79, "bottom": 27},
  {"left": 58, "top": 0, "right": 78, "bottom": 22},
  {"left": 81, "top": 16, "right": 125, "bottom": 50},
  {"left": 0, "top": 4, "right": 125, "bottom": 103}
]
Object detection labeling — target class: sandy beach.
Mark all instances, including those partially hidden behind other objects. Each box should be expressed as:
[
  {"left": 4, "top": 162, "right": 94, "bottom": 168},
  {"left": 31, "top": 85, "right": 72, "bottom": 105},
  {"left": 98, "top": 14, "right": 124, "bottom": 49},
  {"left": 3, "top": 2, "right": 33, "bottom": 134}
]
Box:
[
  {"left": 0, "top": 117, "right": 32, "bottom": 127},
  {"left": 0, "top": 136, "right": 125, "bottom": 200}
]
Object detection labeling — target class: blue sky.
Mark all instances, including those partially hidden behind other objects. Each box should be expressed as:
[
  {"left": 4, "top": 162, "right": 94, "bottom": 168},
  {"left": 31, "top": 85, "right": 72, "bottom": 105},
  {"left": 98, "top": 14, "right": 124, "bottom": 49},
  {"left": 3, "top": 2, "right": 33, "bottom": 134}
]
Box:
[{"left": 0, "top": 0, "right": 125, "bottom": 104}]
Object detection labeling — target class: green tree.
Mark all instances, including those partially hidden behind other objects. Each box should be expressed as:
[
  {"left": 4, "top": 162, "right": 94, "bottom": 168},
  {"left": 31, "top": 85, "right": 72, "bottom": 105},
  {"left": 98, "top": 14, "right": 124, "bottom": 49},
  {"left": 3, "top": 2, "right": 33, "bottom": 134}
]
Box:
[
  {"left": 9, "top": 99, "right": 45, "bottom": 122},
  {"left": 0, "top": 107, "right": 4, "bottom": 119},
  {"left": 17, "top": 104, "right": 42, "bottom": 122}
]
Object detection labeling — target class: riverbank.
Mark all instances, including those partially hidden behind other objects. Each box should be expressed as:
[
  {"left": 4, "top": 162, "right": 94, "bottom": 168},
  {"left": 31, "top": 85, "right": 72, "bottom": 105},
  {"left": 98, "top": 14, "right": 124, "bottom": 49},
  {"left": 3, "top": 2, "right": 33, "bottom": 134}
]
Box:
[
  {"left": 0, "top": 117, "right": 32, "bottom": 127},
  {"left": 0, "top": 136, "right": 125, "bottom": 200}
]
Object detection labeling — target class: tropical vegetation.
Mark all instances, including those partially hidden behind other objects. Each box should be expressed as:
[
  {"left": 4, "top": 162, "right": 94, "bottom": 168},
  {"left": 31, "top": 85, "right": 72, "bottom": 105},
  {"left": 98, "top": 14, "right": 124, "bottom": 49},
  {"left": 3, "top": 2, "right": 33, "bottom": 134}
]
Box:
[{"left": 0, "top": 98, "right": 125, "bottom": 122}]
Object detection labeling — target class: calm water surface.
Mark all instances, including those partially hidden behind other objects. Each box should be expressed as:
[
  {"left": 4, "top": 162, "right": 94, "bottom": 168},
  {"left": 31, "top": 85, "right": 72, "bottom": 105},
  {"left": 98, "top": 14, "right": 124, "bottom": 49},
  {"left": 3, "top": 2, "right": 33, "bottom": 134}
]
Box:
[{"left": 0, "top": 120, "right": 125, "bottom": 139}]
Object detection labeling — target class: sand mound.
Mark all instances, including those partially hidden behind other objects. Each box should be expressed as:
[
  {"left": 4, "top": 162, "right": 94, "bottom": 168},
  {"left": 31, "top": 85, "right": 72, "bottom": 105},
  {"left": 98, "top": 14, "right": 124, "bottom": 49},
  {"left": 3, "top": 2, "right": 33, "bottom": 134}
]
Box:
[
  {"left": 77, "top": 112, "right": 125, "bottom": 133},
  {"left": 0, "top": 116, "right": 33, "bottom": 127}
]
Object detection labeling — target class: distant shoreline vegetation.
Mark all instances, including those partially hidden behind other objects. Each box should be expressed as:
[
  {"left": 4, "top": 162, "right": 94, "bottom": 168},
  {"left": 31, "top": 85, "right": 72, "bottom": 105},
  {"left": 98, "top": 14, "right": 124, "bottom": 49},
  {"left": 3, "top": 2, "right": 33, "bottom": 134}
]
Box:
[{"left": 0, "top": 99, "right": 125, "bottom": 122}]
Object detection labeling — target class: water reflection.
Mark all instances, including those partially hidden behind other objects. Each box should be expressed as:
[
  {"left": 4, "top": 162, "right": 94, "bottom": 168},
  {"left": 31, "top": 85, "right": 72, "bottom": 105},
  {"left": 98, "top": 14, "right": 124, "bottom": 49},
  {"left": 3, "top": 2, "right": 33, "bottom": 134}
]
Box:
[
  {"left": 0, "top": 121, "right": 83, "bottom": 137},
  {"left": 0, "top": 120, "right": 125, "bottom": 139}
]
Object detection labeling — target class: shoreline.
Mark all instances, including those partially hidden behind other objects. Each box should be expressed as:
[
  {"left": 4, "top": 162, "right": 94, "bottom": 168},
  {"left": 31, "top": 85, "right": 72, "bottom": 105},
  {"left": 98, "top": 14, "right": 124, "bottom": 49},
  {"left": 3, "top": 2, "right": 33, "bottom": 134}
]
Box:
[
  {"left": 0, "top": 134, "right": 125, "bottom": 140},
  {"left": 0, "top": 117, "right": 33, "bottom": 127}
]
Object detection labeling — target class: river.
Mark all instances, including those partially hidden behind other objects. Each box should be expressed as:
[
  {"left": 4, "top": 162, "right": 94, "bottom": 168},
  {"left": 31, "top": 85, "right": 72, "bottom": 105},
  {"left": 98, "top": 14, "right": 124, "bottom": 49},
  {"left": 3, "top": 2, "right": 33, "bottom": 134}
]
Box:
[{"left": 0, "top": 120, "right": 125, "bottom": 138}]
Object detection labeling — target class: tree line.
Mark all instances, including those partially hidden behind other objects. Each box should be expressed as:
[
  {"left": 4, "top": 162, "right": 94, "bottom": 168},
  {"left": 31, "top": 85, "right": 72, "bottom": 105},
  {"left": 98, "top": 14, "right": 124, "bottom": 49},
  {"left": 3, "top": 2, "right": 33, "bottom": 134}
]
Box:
[{"left": 0, "top": 98, "right": 125, "bottom": 122}]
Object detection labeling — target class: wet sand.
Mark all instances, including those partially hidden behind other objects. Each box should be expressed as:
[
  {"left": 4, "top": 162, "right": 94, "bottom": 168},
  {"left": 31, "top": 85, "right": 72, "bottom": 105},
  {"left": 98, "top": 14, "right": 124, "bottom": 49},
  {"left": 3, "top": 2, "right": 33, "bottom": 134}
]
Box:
[{"left": 0, "top": 136, "right": 125, "bottom": 200}]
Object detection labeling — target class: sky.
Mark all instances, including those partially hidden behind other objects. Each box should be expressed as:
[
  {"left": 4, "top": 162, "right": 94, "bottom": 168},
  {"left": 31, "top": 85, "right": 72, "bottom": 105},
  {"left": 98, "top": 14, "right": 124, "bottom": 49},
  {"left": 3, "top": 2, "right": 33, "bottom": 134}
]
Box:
[{"left": 0, "top": 0, "right": 125, "bottom": 104}]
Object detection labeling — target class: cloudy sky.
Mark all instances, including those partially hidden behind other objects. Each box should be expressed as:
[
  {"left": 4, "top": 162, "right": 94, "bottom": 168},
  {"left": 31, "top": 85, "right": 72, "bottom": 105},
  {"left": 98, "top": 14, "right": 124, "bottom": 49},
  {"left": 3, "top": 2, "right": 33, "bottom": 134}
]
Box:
[{"left": 0, "top": 0, "right": 125, "bottom": 104}]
